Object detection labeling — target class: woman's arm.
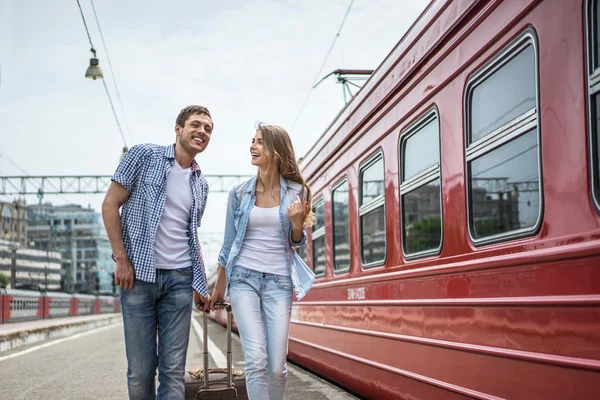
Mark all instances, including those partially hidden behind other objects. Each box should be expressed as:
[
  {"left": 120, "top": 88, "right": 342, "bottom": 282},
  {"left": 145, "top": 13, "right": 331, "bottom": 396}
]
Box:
[
  {"left": 217, "top": 187, "right": 239, "bottom": 269},
  {"left": 288, "top": 195, "right": 309, "bottom": 247},
  {"left": 210, "top": 187, "right": 239, "bottom": 309}
]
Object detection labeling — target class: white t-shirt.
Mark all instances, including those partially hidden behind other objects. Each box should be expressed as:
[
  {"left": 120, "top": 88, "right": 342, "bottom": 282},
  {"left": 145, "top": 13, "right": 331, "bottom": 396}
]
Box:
[
  {"left": 236, "top": 205, "right": 290, "bottom": 276},
  {"left": 154, "top": 161, "right": 193, "bottom": 269}
]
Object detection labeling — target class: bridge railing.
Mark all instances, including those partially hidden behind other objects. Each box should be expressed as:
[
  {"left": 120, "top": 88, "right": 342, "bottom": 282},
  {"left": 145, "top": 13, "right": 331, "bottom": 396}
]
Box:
[{"left": 0, "top": 288, "right": 120, "bottom": 324}]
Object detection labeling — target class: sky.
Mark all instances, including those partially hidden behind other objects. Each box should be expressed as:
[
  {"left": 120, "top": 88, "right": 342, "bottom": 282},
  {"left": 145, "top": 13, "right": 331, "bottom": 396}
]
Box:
[{"left": 0, "top": 0, "right": 429, "bottom": 264}]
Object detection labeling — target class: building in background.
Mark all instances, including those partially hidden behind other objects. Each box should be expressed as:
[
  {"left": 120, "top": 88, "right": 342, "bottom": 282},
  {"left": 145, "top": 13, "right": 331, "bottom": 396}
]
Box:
[
  {"left": 0, "top": 199, "right": 28, "bottom": 247},
  {"left": 0, "top": 239, "right": 61, "bottom": 290},
  {"left": 27, "top": 203, "right": 114, "bottom": 294}
]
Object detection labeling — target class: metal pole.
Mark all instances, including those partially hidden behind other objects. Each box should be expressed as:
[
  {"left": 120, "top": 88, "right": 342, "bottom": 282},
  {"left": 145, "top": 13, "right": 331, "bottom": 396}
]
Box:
[
  {"left": 227, "top": 309, "right": 233, "bottom": 387},
  {"left": 10, "top": 246, "right": 16, "bottom": 288},
  {"left": 45, "top": 249, "right": 49, "bottom": 291},
  {"left": 71, "top": 229, "right": 76, "bottom": 292},
  {"left": 203, "top": 312, "right": 209, "bottom": 389},
  {"left": 1, "top": 286, "right": 6, "bottom": 324}
]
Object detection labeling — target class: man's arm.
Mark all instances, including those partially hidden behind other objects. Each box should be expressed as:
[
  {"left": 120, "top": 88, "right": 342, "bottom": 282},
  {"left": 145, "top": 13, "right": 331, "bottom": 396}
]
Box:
[{"left": 102, "top": 181, "right": 134, "bottom": 290}]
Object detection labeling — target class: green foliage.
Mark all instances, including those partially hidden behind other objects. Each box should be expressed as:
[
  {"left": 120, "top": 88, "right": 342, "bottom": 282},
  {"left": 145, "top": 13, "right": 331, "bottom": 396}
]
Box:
[
  {"left": 0, "top": 272, "right": 9, "bottom": 287},
  {"left": 405, "top": 217, "right": 441, "bottom": 254},
  {"left": 473, "top": 216, "right": 512, "bottom": 238}
]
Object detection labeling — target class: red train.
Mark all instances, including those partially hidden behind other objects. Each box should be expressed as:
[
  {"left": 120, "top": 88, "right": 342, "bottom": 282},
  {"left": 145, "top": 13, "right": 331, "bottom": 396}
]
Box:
[
  {"left": 212, "top": 0, "right": 600, "bottom": 398},
  {"left": 0, "top": 289, "right": 120, "bottom": 324}
]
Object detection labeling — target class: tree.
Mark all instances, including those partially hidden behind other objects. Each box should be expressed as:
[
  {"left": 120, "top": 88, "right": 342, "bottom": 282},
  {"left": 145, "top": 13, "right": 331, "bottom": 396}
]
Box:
[
  {"left": 473, "top": 216, "right": 509, "bottom": 238},
  {"left": 405, "top": 217, "right": 442, "bottom": 254},
  {"left": 0, "top": 272, "right": 9, "bottom": 288}
]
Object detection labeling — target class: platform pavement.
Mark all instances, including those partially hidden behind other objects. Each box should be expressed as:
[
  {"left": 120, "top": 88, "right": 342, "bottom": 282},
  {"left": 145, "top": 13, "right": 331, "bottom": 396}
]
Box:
[
  {"left": 0, "top": 312, "right": 360, "bottom": 399},
  {"left": 189, "top": 311, "right": 360, "bottom": 400}
]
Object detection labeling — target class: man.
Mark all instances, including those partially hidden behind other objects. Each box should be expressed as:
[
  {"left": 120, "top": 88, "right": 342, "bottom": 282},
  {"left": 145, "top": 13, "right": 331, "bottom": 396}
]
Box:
[{"left": 102, "top": 105, "right": 213, "bottom": 400}]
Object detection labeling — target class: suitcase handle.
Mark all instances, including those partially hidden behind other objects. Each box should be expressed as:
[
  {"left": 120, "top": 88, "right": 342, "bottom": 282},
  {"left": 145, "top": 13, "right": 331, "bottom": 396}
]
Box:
[{"left": 203, "top": 302, "right": 234, "bottom": 389}]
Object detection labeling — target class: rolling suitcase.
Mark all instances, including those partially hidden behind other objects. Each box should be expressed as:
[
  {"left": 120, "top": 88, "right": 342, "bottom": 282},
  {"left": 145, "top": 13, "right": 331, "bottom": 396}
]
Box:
[{"left": 185, "top": 302, "right": 248, "bottom": 399}]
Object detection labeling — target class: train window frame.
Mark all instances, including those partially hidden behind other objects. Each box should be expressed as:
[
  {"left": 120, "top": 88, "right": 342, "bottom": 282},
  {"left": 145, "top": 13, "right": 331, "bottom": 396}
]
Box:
[
  {"left": 331, "top": 177, "right": 351, "bottom": 274},
  {"left": 586, "top": 0, "right": 600, "bottom": 213},
  {"left": 399, "top": 107, "right": 443, "bottom": 259},
  {"left": 359, "top": 150, "right": 386, "bottom": 268},
  {"left": 311, "top": 197, "right": 326, "bottom": 278},
  {"left": 464, "top": 29, "right": 543, "bottom": 245}
]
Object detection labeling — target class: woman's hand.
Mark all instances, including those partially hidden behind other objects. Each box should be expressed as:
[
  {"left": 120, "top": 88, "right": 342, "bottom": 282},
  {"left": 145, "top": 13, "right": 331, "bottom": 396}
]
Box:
[
  {"left": 210, "top": 286, "right": 225, "bottom": 310},
  {"left": 209, "top": 265, "right": 227, "bottom": 310},
  {"left": 287, "top": 195, "right": 308, "bottom": 230}
]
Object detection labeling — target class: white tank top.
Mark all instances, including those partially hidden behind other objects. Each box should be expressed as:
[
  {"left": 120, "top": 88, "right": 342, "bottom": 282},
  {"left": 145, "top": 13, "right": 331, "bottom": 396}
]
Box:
[
  {"left": 236, "top": 206, "right": 290, "bottom": 276},
  {"left": 154, "top": 161, "right": 193, "bottom": 269}
]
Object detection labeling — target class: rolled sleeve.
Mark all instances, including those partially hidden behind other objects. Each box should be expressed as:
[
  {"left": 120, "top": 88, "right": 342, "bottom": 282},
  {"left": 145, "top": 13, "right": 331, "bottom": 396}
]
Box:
[
  {"left": 289, "top": 226, "right": 307, "bottom": 247},
  {"left": 217, "top": 250, "right": 229, "bottom": 269},
  {"left": 112, "top": 144, "right": 147, "bottom": 193}
]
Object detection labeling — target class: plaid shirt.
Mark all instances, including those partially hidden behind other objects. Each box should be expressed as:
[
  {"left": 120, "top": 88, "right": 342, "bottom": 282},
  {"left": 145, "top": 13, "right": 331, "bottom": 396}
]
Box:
[{"left": 112, "top": 143, "right": 209, "bottom": 296}]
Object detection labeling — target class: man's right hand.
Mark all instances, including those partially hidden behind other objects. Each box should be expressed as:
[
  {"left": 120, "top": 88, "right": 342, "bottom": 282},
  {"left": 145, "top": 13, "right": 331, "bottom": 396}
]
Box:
[
  {"left": 114, "top": 257, "right": 135, "bottom": 290},
  {"left": 102, "top": 182, "right": 134, "bottom": 291}
]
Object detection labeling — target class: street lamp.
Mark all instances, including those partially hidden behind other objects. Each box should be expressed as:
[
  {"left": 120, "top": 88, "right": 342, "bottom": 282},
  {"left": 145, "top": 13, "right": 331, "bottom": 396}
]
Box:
[{"left": 85, "top": 48, "right": 103, "bottom": 80}]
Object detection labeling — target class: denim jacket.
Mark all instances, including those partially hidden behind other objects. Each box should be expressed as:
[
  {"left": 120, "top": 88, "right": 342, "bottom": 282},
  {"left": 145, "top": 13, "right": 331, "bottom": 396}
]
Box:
[{"left": 217, "top": 175, "right": 315, "bottom": 300}]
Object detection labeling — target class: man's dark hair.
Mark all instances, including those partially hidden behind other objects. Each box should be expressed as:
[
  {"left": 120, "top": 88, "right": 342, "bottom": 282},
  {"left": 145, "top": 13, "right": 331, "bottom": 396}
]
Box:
[{"left": 176, "top": 105, "right": 212, "bottom": 128}]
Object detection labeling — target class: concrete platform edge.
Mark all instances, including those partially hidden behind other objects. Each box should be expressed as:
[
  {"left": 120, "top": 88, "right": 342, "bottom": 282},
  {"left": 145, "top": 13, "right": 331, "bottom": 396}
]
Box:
[{"left": 0, "top": 314, "right": 122, "bottom": 353}]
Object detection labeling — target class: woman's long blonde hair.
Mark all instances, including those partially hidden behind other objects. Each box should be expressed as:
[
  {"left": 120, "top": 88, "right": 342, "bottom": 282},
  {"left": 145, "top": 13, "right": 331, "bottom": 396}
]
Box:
[{"left": 256, "top": 123, "right": 315, "bottom": 227}]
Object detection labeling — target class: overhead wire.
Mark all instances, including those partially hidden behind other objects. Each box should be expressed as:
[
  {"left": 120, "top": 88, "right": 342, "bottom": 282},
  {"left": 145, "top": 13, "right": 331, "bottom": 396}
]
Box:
[
  {"left": 289, "top": 0, "right": 355, "bottom": 134},
  {"left": 76, "top": 0, "right": 94, "bottom": 51},
  {"left": 76, "top": 0, "right": 128, "bottom": 149},
  {"left": 0, "top": 150, "right": 29, "bottom": 176},
  {"left": 90, "top": 0, "right": 134, "bottom": 146}
]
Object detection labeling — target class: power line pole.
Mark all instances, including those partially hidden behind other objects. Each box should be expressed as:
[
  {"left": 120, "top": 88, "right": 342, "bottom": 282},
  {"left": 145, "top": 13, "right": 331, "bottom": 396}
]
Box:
[{"left": 9, "top": 242, "right": 18, "bottom": 288}]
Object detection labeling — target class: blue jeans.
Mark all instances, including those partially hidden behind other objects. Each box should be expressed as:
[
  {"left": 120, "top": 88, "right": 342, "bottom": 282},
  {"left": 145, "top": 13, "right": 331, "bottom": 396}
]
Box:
[
  {"left": 228, "top": 266, "right": 293, "bottom": 400},
  {"left": 120, "top": 267, "right": 194, "bottom": 400}
]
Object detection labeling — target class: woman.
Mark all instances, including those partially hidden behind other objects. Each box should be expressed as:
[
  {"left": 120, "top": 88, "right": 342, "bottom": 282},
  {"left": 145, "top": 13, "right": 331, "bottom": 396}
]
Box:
[{"left": 210, "top": 123, "right": 315, "bottom": 400}]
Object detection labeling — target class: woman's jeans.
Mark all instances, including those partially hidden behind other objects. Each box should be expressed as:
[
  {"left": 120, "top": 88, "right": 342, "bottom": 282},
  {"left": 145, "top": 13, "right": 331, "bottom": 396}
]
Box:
[
  {"left": 120, "top": 267, "right": 194, "bottom": 400},
  {"left": 229, "top": 266, "right": 293, "bottom": 400}
]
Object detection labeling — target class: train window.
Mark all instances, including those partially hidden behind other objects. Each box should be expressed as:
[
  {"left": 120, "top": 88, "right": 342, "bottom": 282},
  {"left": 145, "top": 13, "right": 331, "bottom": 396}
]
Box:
[
  {"left": 595, "top": 94, "right": 600, "bottom": 199},
  {"left": 586, "top": 0, "right": 600, "bottom": 210},
  {"left": 311, "top": 199, "right": 326, "bottom": 277},
  {"left": 359, "top": 152, "right": 386, "bottom": 266},
  {"left": 465, "top": 30, "right": 542, "bottom": 243},
  {"left": 470, "top": 47, "right": 536, "bottom": 143},
  {"left": 400, "top": 109, "right": 442, "bottom": 257},
  {"left": 332, "top": 180, "right": 350, "bottom": 272},
  {"left": 589, "top": 0, "right": 600, "bottom": 69},
  {"left": 361, "top": 156, "right": 385, "bottom": 205},
  {"left": 597, "top": 1, "right": 600, "bottom": 67}
]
